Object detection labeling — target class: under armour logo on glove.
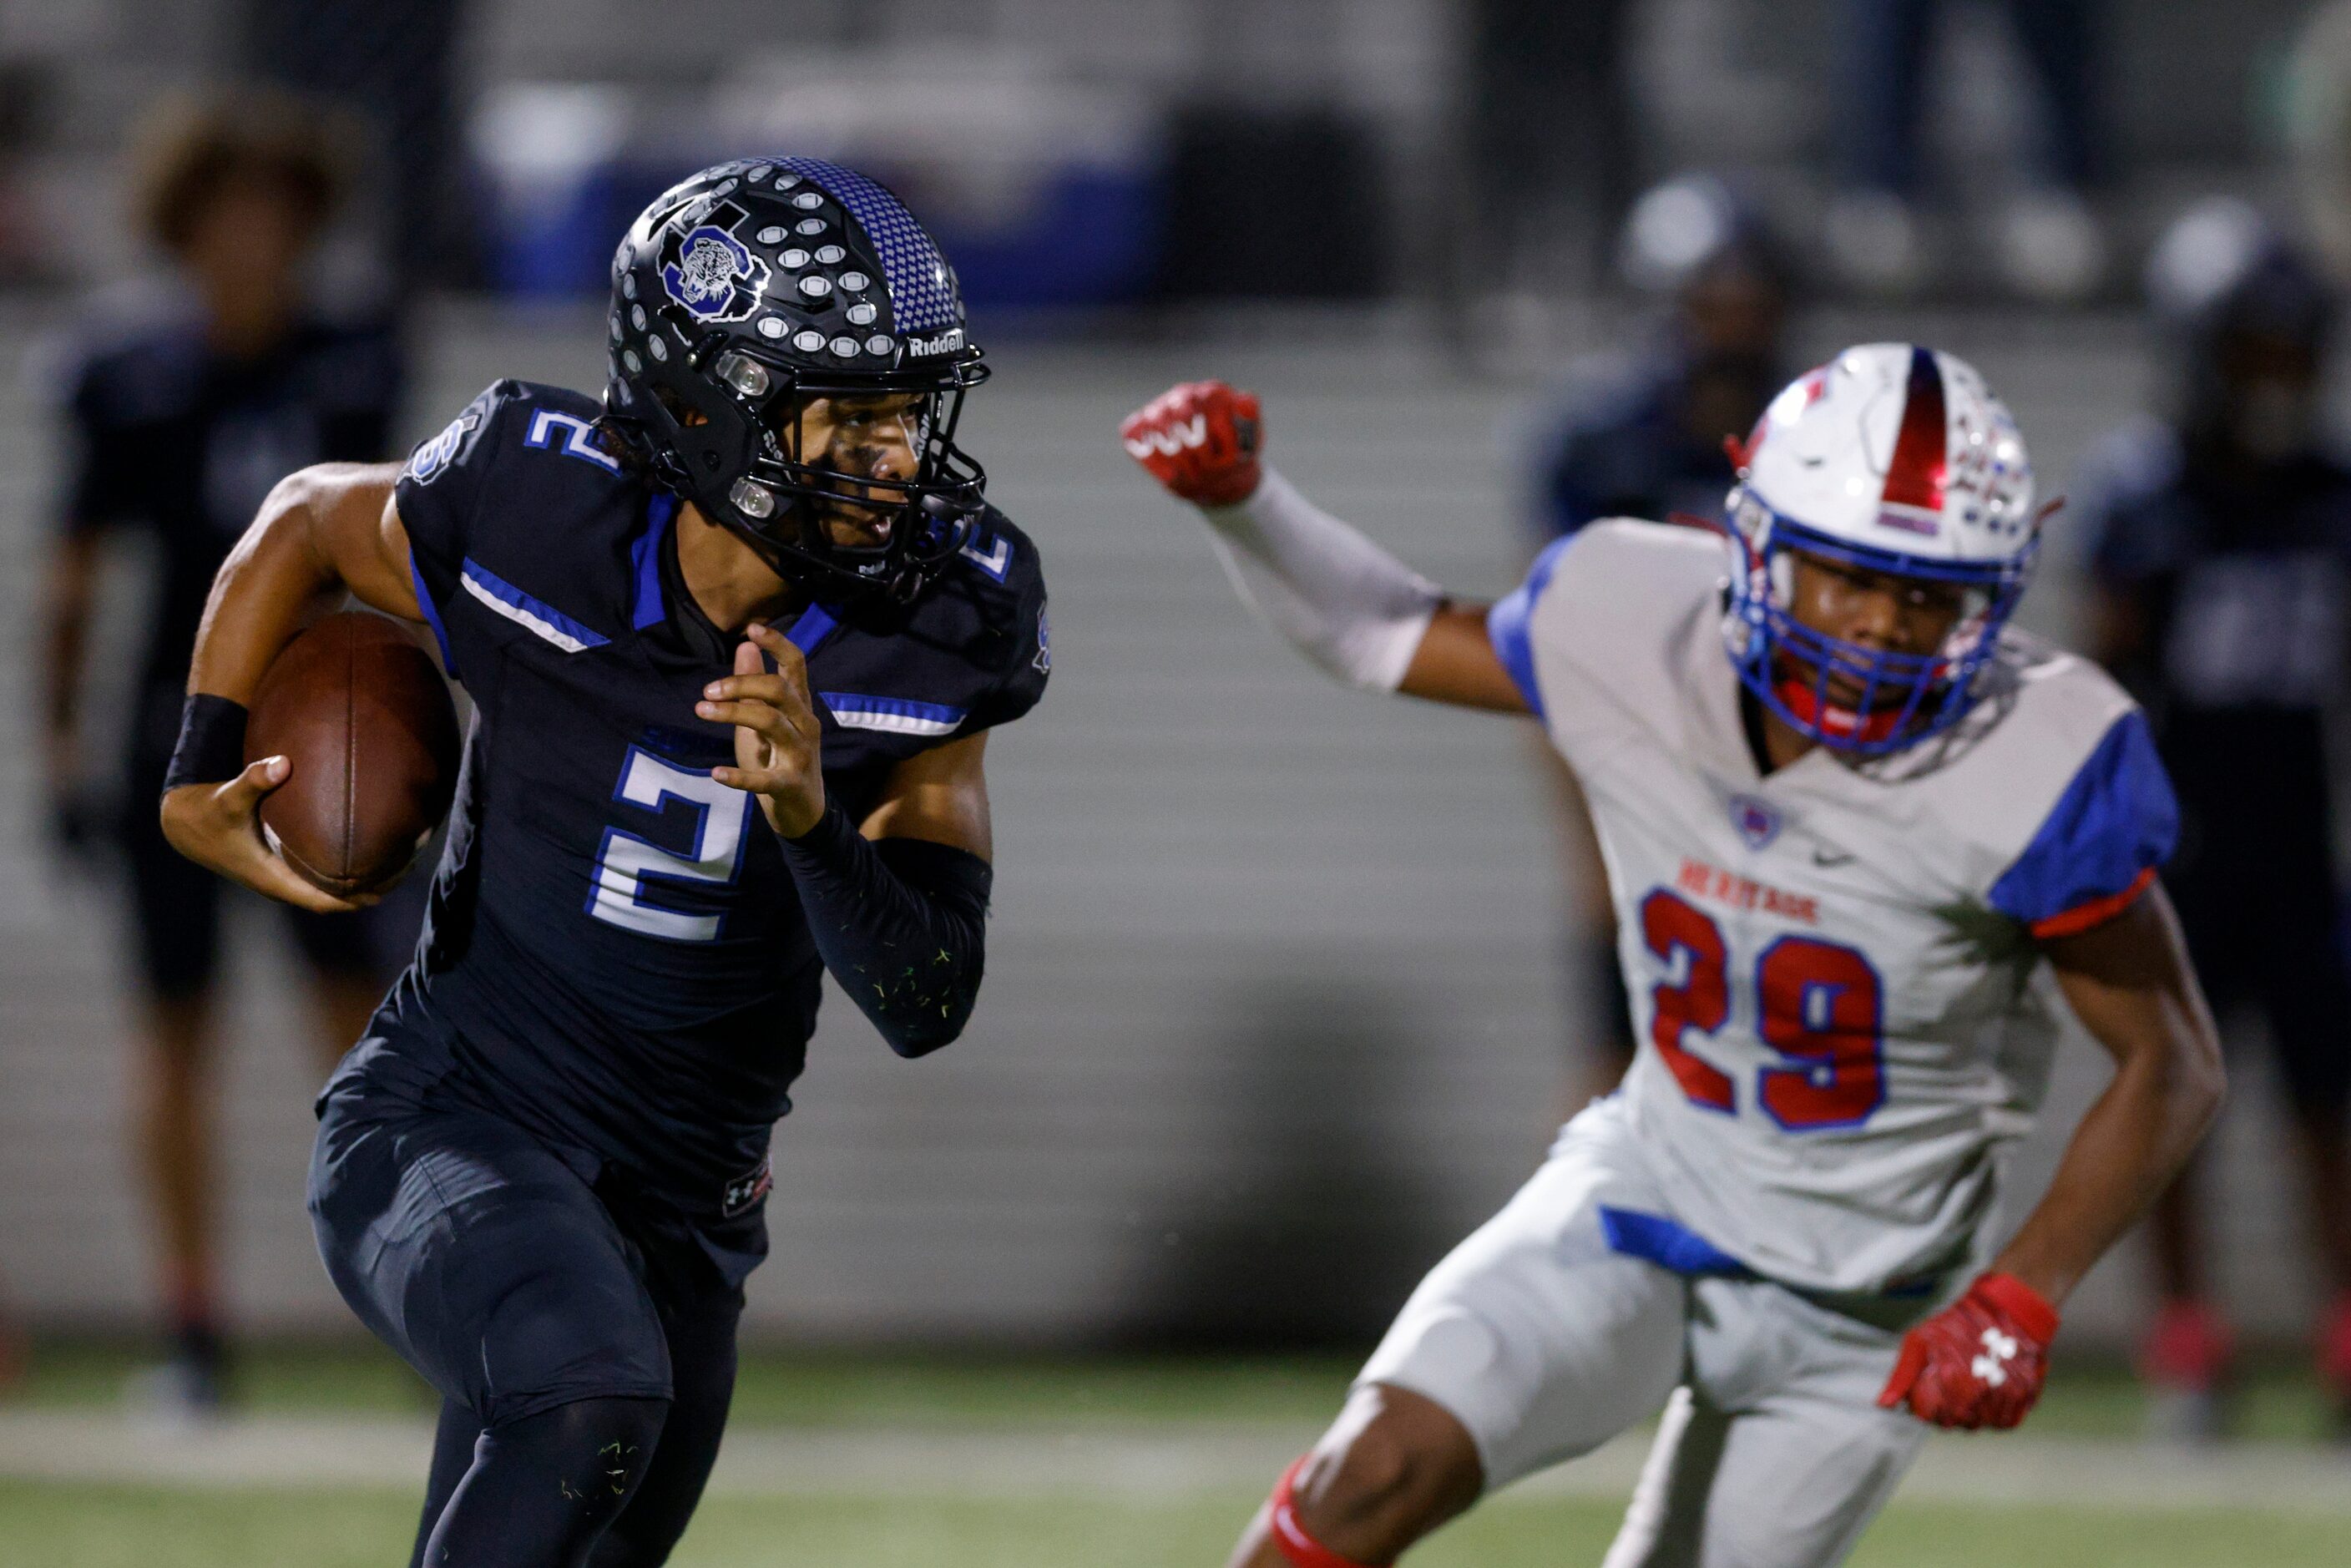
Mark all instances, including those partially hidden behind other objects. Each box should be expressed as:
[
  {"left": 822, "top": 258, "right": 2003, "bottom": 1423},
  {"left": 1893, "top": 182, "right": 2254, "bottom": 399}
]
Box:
[
  {"left": 1120, "top": 380, "right": 1264, "bottom": 507},
  {"left": 1125, "top": 412, "right": 1206, "bottom": 458},
  {"left": 1971, "top": 1327, "right": 2020, "bottom": 1387},
  {"left": 1878, "top": 1272, "right": 2060, "bottom": 1430}
]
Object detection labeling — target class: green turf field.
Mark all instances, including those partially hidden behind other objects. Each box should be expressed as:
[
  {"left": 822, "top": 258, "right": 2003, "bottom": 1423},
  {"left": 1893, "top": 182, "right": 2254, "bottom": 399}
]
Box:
[
  {"left": 9, "top": 1337, "right": 2344, "bottom": 1439},
  {"left": 5, "top": 1338, "right": 1363, "bottom": 1429},
  {"left": 3, "top": 1341, "right": 2346, "bottom": 1565},
  {"left": 5, "top": 1480, "right": 2346, "bottom": 1568}
]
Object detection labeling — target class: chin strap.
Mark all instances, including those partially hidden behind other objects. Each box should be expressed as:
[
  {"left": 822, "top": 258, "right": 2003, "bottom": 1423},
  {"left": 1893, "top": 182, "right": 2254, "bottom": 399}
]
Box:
[{"left": 1268, "top": 1456, "right": 1380, "bottom": 1568}]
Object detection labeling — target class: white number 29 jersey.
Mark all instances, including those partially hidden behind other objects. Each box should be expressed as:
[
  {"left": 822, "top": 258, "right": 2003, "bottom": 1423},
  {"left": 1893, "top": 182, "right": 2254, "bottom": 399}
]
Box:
[{"left": 1491, "top": 521, "right": 2177, "bottom": 1294}]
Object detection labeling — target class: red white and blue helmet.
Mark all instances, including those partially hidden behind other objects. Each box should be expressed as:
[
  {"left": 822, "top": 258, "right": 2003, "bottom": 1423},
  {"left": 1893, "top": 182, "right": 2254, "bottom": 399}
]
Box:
[{"left": 1722, "top": 344, "right": 2039, "bottom": 753}]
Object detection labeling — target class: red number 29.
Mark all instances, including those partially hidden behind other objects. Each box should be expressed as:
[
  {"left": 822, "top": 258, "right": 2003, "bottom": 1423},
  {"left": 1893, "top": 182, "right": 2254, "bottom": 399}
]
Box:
[
  {"left": 1639, "top": 888, "right": 1884, "bottom": 1130},
  {"left": 1641, "top": 888, "right": 1736, "bottom": 1112}
]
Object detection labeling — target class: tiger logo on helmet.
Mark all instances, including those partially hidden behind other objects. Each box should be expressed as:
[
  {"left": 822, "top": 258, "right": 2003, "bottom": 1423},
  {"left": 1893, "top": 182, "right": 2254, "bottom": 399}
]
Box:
[
  {"left": 663, "top": 220, "right": 770, "bottom": 322},
  {"left": 603, "top": 158, "right": 988, "bottom": 605}
]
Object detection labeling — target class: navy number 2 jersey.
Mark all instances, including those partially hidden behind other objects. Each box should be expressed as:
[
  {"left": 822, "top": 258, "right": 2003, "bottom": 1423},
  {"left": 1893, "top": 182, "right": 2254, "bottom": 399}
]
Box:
[{"left": 330, "top": 380, "right": 1047, "bottom": 1263}]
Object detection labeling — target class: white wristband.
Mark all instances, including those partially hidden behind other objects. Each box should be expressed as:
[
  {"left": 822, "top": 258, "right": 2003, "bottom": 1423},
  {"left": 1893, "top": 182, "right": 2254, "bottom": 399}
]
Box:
[{"left": 1196, "top": 467, "right": 1442, "bottom": 692}]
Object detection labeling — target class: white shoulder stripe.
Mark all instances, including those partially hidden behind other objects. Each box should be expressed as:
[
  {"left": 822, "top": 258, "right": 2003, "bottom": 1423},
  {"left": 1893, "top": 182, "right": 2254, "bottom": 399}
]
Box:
[
  {"left": 829, "top": 710, "right": 961, "bottom": 736},
  {"left": 820, "top": 691, "right": 968, "bottom": 737},
  {"left": 459, "top": 566, "right": 601, "bottom": 653}
]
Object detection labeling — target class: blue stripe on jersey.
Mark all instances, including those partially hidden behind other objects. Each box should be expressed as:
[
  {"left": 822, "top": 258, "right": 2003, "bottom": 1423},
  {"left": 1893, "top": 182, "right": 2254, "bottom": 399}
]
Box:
[
  {"left": 820, "top": 693, "right": 966, "bottom": 736},
  {"left": 632, "top": 492, "right": 678, "bottom": 630},
  {"left": 411, "top": 554, "right": 458, "bottom": 679},
  {"left": 459, "top": 558, "right": 611, "bottom": 652},
  {"left": 1598, "top": 1206, "right": 1749, "bottom": 1276},
  {"left": 785, "top": 602, "right": 838, "bottom": 654},
  {"left": 1487, "top": 532, "right": 1575, "bottom": 720},
  {"left": 1989, "top": 709, "right": 2179, "bottom": 930},
  {"left": 632, "top": 510, "right": 832, "bottom": 650}
]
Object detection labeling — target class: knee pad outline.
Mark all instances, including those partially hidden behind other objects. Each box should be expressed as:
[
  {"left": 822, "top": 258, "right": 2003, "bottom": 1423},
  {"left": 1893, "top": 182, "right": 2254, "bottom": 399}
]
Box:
[{"left": 513, "top": 1393, "right": 670, "bottom": 1519}]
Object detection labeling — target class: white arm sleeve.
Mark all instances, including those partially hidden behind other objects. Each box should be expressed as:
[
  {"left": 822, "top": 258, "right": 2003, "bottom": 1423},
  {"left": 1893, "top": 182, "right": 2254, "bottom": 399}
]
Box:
[{"left": 1196, "top": 467, "right": 1443, "bottom": 691}]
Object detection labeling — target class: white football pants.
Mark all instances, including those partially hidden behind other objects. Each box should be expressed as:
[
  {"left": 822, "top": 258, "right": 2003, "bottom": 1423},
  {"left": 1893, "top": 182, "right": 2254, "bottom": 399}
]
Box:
[{"left": 1355, "top": 1098, "right": 1930, "bottom": 1567}]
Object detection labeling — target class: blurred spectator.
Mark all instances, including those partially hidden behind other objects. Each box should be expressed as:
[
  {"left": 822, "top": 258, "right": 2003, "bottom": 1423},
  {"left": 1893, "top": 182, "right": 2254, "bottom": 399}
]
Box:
[
  {"left": 0, "top": 56, "right": 52, "bottom": 286},
  {"left": 1517, "top": 175, "right": 1792, "bottom": 1098},
  {"left": 2077, "top": 199, "right": 2351, "bottom": 1440},
  {"left": 1464, "top": 0, "right": 1639, "bottom": 297},
  {"left": 36, "top": 91, "right": 409, "bottom": 1418},
  {"left": 1825, "top": 0, "right": 2105, "bottom": 301},
  {"left": 2288, "top": 0, "right": 2351, "bottom": 290},
  {"left": 237, "top": 0, "right": 474, "bottom": 294},
  {"left": 1529, "top": 177, "right": 1790, "bottom": 534}
]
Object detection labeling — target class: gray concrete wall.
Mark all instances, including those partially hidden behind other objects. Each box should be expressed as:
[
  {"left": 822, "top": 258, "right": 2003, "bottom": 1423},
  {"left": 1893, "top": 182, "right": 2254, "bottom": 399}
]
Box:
[{"left": 0, "top": 301, "right": 2327, "bottom": 1352}]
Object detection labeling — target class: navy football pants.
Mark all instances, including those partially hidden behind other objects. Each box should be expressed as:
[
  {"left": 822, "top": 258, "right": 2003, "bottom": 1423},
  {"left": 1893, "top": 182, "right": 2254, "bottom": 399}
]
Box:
[{"left": 309, "top": 1099, "right": 743, "bottom": 1565}]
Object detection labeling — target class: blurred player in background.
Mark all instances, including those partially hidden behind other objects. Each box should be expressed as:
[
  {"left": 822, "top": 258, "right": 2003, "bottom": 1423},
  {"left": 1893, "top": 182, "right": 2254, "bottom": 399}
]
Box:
[
  {"left": 161, "top": 159, "right": 1046, "bottom": 1566},
  {"left": 1525, "top": 179, "right": 1791, "bottom": 544},
  {"left": 1125, "top": 350, "right": 2221, "bottom": 1566},
  {"left": 1519, "top": 175, "right": 1792, "bottom": 1100},
  {"left": 36, "top": 91, "right": 405, "bottom": 1415},
  {"left": 2080, "top": 200, "right": 2351, "bottom": 1439}
]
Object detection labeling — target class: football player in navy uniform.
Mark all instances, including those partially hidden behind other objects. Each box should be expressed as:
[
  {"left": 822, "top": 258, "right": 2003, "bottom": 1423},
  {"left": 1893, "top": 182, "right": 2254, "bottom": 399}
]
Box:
[
  {"left": 159, "top": 159, "right": 1047, "bottom": 1564},
  {"left": 1523, "top": 178, "right": 1789, "bottom": 547},
  {"left": 2081, "top": 203, "right": 2351, "bottom": 1437},
  {"left": 37, "top": 93, "right": 405, "bottom": 1413}
]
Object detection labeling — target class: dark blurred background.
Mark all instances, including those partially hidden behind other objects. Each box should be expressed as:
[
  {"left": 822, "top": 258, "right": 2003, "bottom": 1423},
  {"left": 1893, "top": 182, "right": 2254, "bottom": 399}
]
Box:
[{"left": 4, "top": 0, "right": 2351, "bottom": 1409}]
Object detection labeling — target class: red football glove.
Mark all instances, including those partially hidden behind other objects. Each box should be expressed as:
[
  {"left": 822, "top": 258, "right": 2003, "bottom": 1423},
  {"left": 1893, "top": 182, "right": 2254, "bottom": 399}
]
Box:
[
  {"left": 1120, "top": 380, "right": 1264, "bottom": 507},
  {"left": 1878, "top": 1272, "right": 2060, "bottom": 1430}
]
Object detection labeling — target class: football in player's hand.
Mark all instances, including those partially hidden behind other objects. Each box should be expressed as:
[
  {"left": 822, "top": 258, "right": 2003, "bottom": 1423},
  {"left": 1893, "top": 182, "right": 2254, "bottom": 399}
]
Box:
[{"left": 245, "top": 611, "right": 459, "bottom": 897}]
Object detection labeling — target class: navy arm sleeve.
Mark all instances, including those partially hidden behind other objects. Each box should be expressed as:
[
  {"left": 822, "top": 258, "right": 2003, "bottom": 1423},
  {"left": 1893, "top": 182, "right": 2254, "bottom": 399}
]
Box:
[{"left": 779, "top": 805, "right": 993, "bottom": 1059}]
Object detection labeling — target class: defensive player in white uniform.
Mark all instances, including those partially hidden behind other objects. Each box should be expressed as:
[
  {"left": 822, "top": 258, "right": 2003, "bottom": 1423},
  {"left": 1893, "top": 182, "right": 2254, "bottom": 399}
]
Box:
[{"left": 1120, "top": 345, "right": 2224, "bottom": 1568}]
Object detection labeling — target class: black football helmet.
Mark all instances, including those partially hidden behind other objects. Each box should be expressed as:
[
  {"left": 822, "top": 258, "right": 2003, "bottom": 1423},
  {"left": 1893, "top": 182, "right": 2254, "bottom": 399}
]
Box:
[{"left": 602, "top": 157, "right": 989, "bottom": 604}]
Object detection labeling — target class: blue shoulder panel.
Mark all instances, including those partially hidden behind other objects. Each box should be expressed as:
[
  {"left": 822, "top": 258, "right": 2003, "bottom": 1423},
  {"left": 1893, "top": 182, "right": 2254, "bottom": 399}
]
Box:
[
  {"left": 785, "top": 601, "right": 838, "bottom": 654},
  {"left": 1487, "top": 533, "right": 1575, "bottom": 721},
  {"left": 631, "top": 492, "right": 677, "bottom": 630},
  {"left": 1989, "top": 709, "right": 2178, "bottom": 933}
]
